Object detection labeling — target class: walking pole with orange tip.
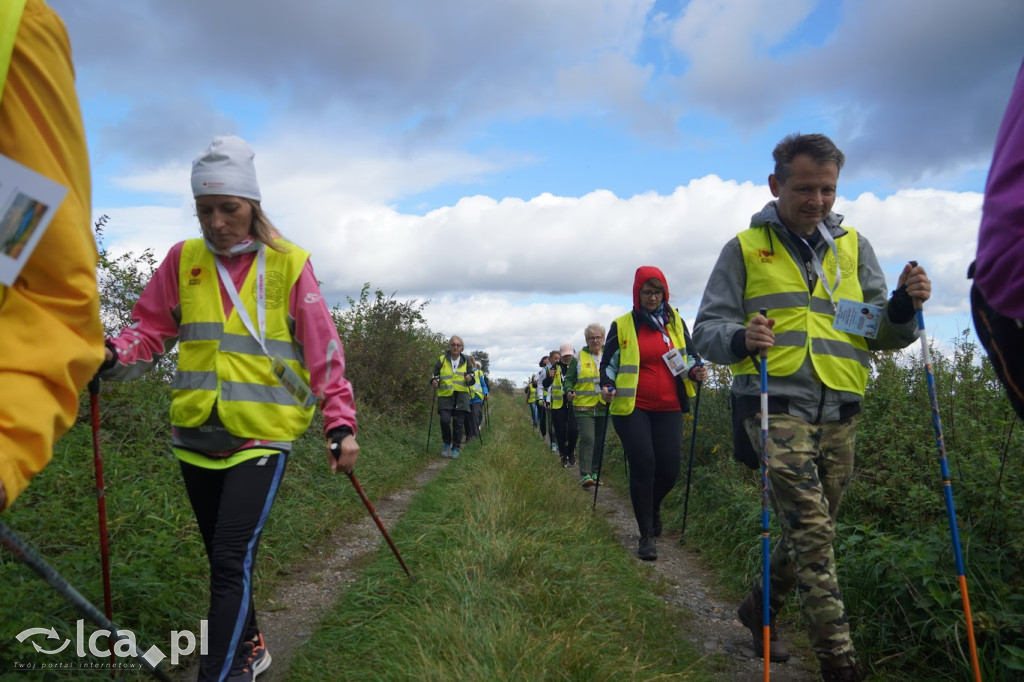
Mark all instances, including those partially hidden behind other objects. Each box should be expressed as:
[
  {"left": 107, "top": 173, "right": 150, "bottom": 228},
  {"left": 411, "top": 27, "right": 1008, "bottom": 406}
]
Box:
[
  {"left": 757, "top": 308, "right": 772, "bottom": 681},
  {"left": 909, "top": 261, "right": 982, "bottom": 682}
]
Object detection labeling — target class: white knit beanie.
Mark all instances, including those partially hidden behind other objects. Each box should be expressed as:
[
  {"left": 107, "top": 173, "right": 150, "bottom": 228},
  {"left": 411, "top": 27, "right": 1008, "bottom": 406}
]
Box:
[{"left": 191, "top": 135, "right": 262, "bottom": 201}]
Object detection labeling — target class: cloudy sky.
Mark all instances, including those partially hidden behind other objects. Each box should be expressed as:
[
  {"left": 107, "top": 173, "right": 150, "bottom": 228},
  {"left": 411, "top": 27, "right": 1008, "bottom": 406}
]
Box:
[{"left": 52, "top": 0, "right": 1023, "bottom": 384}]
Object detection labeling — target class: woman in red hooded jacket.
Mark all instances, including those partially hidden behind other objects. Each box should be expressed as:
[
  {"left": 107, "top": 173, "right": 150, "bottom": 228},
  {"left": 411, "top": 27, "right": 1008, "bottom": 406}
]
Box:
[{"left": 599, "top": 266, "right": 707, "bottom": 560}]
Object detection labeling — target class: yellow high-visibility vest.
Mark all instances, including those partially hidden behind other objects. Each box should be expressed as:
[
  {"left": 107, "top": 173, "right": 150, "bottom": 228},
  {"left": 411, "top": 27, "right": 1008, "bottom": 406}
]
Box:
[
  {"left": 170, "top": 239, "right": 316, "bottom": 441},
  {"left": 436, "top": 354, "right": 471, "bottom": 396},
  {"left": 730, "top": 226, "right": 870, "bottom": 395},
  {"left": 573, "top": 349, "right": 606, "bottom": 409},
  {"left": 609, "top": 310, "right": 695, "bottom": 416}
]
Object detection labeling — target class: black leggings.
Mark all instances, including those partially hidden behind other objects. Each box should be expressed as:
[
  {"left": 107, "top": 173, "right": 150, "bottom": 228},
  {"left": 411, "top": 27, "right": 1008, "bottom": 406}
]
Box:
[
  {"left": 611, "top": 409, "right": 682, "bottom": 536},
  {"left": 181, "top": 454, "right": 287, "bottom": 681},
  {"left": 551, "top": 405, "right": 579, "bottom": 459}
]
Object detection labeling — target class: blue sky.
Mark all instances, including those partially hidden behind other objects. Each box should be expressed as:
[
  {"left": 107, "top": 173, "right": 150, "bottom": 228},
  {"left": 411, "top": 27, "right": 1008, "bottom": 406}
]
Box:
[{"left": 50, "top": 0, "right": 1024, "bottom": 382}]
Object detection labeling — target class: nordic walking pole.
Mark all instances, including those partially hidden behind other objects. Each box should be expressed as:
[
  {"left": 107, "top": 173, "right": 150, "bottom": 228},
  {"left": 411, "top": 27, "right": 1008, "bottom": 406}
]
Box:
[
  {"left": 909, "top": 261, "right": 982, "bottom": 682},
  {"left": 346, "top": 471, "right": 416, "bottom": 581},
  {"left": 88, "top": 375, "right": 113, "bottom": 625},
  {"left": 757, "top": 308, "right": 772, "bottom": 681},
  {"left": 680, "top": 364, "right": 704, "bottom": 540},
  {"left": 592, "top": 401, "right": 612, "bottom": 510},
  {"left": 0, "top": 520, "right": 172, "bottom": 681},
  {"left": 424, "top": 384, "right": 437, "bottom": 456},
  {"left": 332, "top": 436, "right": 416, "bottom": 581}
]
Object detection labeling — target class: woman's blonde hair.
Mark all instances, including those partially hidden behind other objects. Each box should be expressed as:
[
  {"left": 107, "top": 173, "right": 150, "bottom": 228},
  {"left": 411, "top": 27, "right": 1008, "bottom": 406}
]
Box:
[{"left": 249, "top": 200, "right": 289, "bottom": 253}]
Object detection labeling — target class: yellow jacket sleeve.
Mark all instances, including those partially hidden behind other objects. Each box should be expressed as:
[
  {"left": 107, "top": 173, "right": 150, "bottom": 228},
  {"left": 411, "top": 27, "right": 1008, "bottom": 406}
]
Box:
[{"left": 0, "top": 0, "right": 103, "bottom": 510}]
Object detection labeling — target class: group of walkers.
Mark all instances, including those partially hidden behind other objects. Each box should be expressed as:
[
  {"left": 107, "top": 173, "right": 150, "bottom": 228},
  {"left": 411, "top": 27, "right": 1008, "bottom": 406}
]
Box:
[{"left": 2, "top": 3, "right": 1022, "bottom": 679}]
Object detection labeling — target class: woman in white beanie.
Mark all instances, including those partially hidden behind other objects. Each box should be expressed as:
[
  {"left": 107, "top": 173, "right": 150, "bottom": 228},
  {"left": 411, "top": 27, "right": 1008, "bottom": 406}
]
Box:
[{"left": 99, "top": 136, "right": 359, "bottom": 681}]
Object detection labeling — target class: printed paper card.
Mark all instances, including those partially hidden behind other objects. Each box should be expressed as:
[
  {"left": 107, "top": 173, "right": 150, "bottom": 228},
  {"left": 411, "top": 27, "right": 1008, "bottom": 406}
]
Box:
[
  {"left": 833, "top": 298, "right": 882, "bottom": 339},
  {"left": 0, "top": 154, "right": 68, "bottom": 286}
]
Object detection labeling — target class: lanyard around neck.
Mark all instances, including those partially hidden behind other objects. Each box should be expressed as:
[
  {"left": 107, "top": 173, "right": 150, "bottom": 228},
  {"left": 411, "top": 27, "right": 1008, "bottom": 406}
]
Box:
[
  {"left": 798, "top": 222, "right": 841, "bottom": 306},
  {"left": 214, "top": 246, "right": 268, "bottom": 355}
]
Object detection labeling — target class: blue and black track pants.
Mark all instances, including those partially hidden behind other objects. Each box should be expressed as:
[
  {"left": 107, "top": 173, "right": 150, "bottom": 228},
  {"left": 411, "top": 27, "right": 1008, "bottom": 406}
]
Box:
[{"left": 181, "top": 453, "right": 287, "bottom": 681}]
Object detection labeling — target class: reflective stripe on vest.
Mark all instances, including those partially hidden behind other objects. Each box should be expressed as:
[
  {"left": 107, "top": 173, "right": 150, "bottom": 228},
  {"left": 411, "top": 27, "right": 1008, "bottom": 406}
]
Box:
[
  {"left": 730, "top": 226, "right": 870, "bottom": 395},
  {"left": 609, "top": 310, "right": 695, "bottom": 416},
  {"left": 436, "top": 354, "right": 470, "bottom": 396},
  {"left": 573, "top": 350, "right": 605, "bottom": 409},
  {"left": 170, "top": 239, "right": 315, "bottom": 441}
]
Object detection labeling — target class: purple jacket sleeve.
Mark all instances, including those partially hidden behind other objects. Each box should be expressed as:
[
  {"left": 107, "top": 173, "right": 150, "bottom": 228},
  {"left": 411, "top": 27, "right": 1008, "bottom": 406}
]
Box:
[{"left": 975, "top": 60, "right": 1024, "bottom": 319}]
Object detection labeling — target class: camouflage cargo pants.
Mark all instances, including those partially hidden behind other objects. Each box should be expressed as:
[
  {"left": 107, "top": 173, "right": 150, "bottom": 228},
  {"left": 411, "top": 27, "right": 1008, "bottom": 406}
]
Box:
[{"left": 743, "top": 413, "right": 858, "bottom": 668}]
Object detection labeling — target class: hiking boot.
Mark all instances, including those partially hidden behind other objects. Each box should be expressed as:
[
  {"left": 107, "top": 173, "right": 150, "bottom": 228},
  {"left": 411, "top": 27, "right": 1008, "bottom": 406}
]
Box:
[
  {"left": 551, "top": 442, "right": 559, "bottom": 453},
  {"left": 582, "top": 474, "right": 596, "bottom": 488},
  {"left": 229, "top": 632, "right": 271, "bottom": 681},
  {"left": 441, "top": 444, "right": 452, "bottom": 458},
  {"left": 737, "top": 591, "right": 790, "bottom": 662},
  {"left": 451, "top": 448, "right": 460, "bottom": 459},
  {"left": 568, "top": 456, "right": 576, "bottom": 466},
  {"left": 561, "top": 456, "right": 569, "bottom": 468},
  {"left": 637, "top": 535, "right": 657, "bottom": 560},
  {"left": 652, "top": 510, "right": 662, "bottom": 538},
  {"left": 821, "top": 664, "right": 862, "bottom": 682}
]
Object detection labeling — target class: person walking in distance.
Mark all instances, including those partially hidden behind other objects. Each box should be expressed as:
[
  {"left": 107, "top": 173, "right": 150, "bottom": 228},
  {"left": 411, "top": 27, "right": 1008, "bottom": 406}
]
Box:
[
  {"left": 542, "top": 349, "right": 561, "bottom": 453},
  {"left": 99, "top": 136, "right": 360, "bottom": 681},
  {"left": 564, "top": 324, "right": 608, "bottom": 488},
  {"left": 431, "top": 336, "right": 474, "bottom": 459},
  {"left": 535, "top": 357, "right": 550, "bottom": 442},
  {"left": 692, "top": 133, "right": 930, "bottom": 681},
  {"left": 600, "top": 266, "right": 706, "bottom": 561},
  {"left": 548, "top": 345, "right": 579, "bottom": 467}
]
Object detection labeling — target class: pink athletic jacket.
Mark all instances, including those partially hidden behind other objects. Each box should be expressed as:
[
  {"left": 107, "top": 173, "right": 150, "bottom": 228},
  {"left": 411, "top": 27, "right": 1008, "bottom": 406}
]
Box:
[{"left": 106, "top": 240, "right": 357, "bottom": 452}]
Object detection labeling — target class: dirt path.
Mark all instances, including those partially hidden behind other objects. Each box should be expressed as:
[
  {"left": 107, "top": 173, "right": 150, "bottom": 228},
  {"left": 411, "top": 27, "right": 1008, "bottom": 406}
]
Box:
[{"left": 176, "top": 438, "right": 819, "bottom": 681}]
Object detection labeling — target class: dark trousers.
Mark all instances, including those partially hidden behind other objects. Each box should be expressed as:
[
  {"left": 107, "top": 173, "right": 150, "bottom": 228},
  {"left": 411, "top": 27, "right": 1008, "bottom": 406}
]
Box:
[
  {"left": 438, "top": 408, "right": 466, "bottom": 447},
  {"left": 537, "top": 404, "right": 548, "bottom": 438},
  {"left": 463, "top": 407, "right": 478, "bottom": 440},
  {"left": 972, "top": 283, "right": 1024, "bottom": 419},
  {"left": 181, "top": 454, "right": 287, "bottom": 681},
  {"left": 551, "top": 405, "right": 579, "bottom": 459},
  {"left": 612, "top": 409, "right": 682, "bottom": 537}
]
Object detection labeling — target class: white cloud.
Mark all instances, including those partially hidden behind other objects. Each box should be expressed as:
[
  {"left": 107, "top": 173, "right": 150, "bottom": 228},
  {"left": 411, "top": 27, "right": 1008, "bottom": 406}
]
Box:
[{"left": 99, "top": 164, "right": 983, "bottom": 382}]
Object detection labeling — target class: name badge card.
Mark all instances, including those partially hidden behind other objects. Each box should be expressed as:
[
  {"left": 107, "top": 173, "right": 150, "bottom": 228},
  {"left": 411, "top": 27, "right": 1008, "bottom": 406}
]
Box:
[
  {"left": 833, "top": 299, "right": 882, "bottom": 339},
  {"left": 271, "top": 355, "right": 313, "bottom": 406},
  {"left": 0, "top": 155, "right": 68, "bottom": 286},
  {"left": 662, "top": 348, "right": 692, "bottom": 377}
]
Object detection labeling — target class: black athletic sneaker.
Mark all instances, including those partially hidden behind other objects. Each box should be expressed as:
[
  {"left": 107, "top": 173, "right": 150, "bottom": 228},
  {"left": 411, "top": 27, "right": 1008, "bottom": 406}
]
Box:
[
  {"left": 228, "top": 632, "right": 272, "bottom": 680},
  {"left": 636, "top": 535, "right": 657, "bottom": 561}
]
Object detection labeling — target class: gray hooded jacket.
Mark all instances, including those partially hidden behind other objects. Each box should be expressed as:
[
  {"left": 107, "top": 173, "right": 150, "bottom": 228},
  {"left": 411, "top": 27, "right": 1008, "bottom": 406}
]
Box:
[{"left": 692, "top": 202, "right": 918, "bottom": 424}]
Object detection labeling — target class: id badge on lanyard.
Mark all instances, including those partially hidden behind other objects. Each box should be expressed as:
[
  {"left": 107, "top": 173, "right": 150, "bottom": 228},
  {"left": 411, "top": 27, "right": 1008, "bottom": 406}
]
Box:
[{"left": 652, "top": 317, "right": 691, "bottom": 377}]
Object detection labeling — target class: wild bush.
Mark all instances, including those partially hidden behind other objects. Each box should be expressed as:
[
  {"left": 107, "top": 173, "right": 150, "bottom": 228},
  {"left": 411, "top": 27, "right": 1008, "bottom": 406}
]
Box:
[{"left": 331, "top": 283, "right": 446, "bottom": 422}]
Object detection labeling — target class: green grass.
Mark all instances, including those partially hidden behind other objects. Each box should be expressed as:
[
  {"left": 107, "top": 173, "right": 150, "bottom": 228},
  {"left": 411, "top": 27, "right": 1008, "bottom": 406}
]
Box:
[
  {"left": 288, "top": 399, "right": 711, "bottom": 681},
  {"left": 0, "top": 381, "right": 435, "bottom": 678}
]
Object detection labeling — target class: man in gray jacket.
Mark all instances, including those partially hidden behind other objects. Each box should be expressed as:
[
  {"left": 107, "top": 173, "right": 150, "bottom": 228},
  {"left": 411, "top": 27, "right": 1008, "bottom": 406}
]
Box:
[{"left": 692, "top": 133, "right": 931, "bottom": 682}]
